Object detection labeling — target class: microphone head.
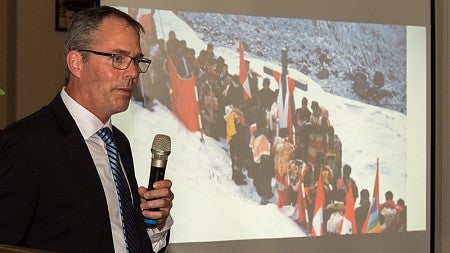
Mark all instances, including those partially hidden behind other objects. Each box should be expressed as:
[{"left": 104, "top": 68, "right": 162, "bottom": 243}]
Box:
[{"left": 151, "top": 134, "right": 171, "bottom": 156}]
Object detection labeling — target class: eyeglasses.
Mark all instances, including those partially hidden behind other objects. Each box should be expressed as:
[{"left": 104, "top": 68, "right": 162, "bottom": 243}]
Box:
[{"left": 78, "top": 49, "right": 151, "bottom": 73}]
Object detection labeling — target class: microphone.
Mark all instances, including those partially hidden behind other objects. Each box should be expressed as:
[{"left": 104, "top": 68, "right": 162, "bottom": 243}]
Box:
[{"left": 143, "top": 134, "right": 171, "bottom": 228}]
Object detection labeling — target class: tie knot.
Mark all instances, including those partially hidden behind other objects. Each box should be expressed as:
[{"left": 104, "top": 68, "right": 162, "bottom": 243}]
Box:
[{"left": 97, "top": 127, "right": 114, "bottom": 144}]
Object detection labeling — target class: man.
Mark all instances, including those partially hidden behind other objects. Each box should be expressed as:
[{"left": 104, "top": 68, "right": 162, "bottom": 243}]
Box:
[
  {"left": 380, "top": 191, "right": 400, "bottom": 232},
  {"left": 249, "top": 109, "right": 274, "bottom": 205},
  {"left": 306, "top": 101, "right": 329, "bottom": 166},
  {"left": 165, "top": 30, "right": 179, "bottom": 60},
  {"left": 224, "top": 99, "right": 248, "bottom": 186},
  {"left": 205, "top": 43, "right": 217, "bottom": 67},
  {"left": 324, "top": 189, "right": 346, "bottom": 234},
  {"left": 0, "top": 6, "right": 173, "bottom": 253},
  {"left": 294, "top": 97, "right": 311, "bottom": 161},
  {"left": 256, "top": 78, "right": 276, "bottom": 111},
  {"left": 176, "top": 46, "right": 196, "bottom": 79},
  {"left": 325, "top": 125, "right": 342, "bottom": 187},
  {"left": 355, "top": 189, "right": 370, "bottom": 234},
  {"left": 336, "top": 164, "right": 359, "bottom": 202},
  {"left": 244, "top": 60, "right": 260, "bottom": 100},
  {"left": 272, "top": 128, "right": 295, "bottom": 208}
]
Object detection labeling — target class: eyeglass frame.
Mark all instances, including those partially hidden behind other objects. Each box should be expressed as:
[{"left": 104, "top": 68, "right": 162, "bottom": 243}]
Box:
[{"left": 77, "top": 49, "right": 152, "bottom": 73}]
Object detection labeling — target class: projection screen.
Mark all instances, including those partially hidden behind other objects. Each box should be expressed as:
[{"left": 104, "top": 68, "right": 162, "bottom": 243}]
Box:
[{"left": 101, "top": 0, "right": 431, "bottom": 252}]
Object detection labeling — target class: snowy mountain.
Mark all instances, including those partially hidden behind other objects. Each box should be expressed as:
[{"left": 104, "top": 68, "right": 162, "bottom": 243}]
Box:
[
  {"left": 175, "top": 11, "right": 407, "bottom": 114},
  {"left": 111, "top": 9, "right": 411, "bottom": 243}
]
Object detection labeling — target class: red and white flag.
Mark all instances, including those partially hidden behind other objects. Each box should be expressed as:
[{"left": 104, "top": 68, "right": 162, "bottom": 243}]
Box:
[
  {"left": 339, "top": 181, "right": 357, "bottom": 234},
  {"left": 272, "top": 71, "right": 296, "bottom": 140},
  {"left": 238, "top": 35, "right": 252, "bottom": 100},
  {"left": 311, "top": 168, "right": 324, "bottom": 236}
]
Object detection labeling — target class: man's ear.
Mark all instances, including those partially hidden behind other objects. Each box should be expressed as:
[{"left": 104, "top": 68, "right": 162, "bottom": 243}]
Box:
[{"left": 66, "top": 50, "right": 83, "bottom": 79}]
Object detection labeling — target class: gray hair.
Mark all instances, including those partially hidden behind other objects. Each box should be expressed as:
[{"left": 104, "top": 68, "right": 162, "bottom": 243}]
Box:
[{"left": 64, "top": 6, "right": 144, "bottom": 84}]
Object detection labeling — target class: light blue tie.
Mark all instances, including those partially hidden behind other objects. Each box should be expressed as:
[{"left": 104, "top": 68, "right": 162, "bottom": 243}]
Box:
[{"left": 97, "top": 127, "right": 142, "bottom": 253}]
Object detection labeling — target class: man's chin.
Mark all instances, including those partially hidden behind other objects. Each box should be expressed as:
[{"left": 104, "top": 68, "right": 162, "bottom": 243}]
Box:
[{"left": 113, "top": 99, "right": 131, "bottom": 114}]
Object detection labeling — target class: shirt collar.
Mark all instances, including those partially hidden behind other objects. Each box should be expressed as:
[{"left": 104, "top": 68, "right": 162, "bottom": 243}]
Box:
[{"left": 60, "top": 87, "right": 112, "bottom": 140}]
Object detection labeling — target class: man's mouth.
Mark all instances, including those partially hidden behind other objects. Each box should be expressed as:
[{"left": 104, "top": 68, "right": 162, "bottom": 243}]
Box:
[{"left": 116, "top": 87, "right": 133, "bottom": 96}]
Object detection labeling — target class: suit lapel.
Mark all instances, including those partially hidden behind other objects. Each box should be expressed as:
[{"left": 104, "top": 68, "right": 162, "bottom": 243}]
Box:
[{"left": 48, "top": 94, "right": 114, "bottom": 245}]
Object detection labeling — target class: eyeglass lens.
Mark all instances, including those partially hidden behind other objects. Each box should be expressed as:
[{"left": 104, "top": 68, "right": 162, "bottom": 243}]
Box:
[{"left": 111, "top": 55, "right": 150, "bottom": 73}]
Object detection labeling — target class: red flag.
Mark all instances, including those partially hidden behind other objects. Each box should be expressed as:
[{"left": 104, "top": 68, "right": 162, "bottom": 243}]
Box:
[
  {"left": 339, "top": 181, "right": 357, "bottom": 234},
  {"left": 361, "top": 165, "right": 382, "bottom": 233},
  {"left": 311, "top": 168, "right": 324, "bottom": 236},
  {"left": 139, "top": 13, "right": 154, "bottom": 34},
  {"left": 295, "top": 182, "right": 306, "bottom": 224},
  {"left": 295, "top": 164, "right": 309, "bottom": 224},
  {"left": 238, "top": 35, "right": 252, "bottom": 100},
  {"left": 167, "top": 57, "right": 200, "bottom": 132}
]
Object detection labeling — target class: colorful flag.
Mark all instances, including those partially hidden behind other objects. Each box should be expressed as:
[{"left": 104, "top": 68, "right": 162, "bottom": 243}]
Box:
[
  {"left": 167, "top": 57, "right": 200, "bottom": 132},
  {"left": 361, "top": 167, "right": 381, "bottom": 233},
  {"left": 238, "top": 35, "right": 252, "bottom": 100},
  {"left": 339, "top": 181, "right": 357, "bottom": 234},
  {"left": 311, "top": 168, "right": 324, "bottom": 236}
]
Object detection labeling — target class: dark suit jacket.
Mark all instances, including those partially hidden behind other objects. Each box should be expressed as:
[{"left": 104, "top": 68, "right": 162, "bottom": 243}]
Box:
[{"left": 0, "top": 94, "right": 168, "bottom": 253}]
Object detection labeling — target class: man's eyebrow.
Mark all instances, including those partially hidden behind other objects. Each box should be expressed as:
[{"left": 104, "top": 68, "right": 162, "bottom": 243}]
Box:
[
  {"left": 111, "top": 49, "right": 144, "bottom": 58},
  {"left": 111, "top": 49, "right": 130, "bottom": 55}
]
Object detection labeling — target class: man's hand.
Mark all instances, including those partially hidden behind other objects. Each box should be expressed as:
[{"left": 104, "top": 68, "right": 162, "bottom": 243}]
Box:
[{"left": 139, "top": 179, "right": 174, "bottom": 230}]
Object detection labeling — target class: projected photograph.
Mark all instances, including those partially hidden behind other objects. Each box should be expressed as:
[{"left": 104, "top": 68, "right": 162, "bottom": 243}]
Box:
[{"left": 110, "top": 6, "right": 425, "bottom": 243}]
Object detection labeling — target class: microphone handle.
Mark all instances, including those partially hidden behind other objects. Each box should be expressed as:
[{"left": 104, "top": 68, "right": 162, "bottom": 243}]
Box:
[
  {"left": 143, "top": 165, "right": 166, "bottom": 228},
  {"left": 147, "top": 165, "right": 166, "bottom": 190}
]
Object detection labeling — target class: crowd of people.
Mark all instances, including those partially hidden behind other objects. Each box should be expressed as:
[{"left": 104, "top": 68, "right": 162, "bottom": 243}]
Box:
[{"left": 142, "top": 28, "right": 407, "bottom": 236}]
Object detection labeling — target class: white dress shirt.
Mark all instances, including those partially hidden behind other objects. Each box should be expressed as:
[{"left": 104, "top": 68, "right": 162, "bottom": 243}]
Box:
[{"left": 60, "top": 88, "right": 172, "bottom": 252}]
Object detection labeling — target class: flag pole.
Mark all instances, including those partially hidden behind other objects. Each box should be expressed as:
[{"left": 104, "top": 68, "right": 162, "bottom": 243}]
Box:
[
  {"left": 292, "top": 125, "right": 296, "bottom": 147},
  {"left": 193, "top": 85, "right": 205, "bottom": 143},
  {"left": 301, "top": 182, "right": 310, "bottom": 234},
  {"left": 376, "top": 157, "right": 380, "bottom": 210},
  {"left": 157, "top": 10, "right": 165, "bottom": 42}
]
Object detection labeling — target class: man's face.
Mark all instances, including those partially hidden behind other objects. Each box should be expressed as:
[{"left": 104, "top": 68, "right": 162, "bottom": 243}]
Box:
[
  {"left": 207, "top": 46, "right": 214, "bottom": 54},
  {"left": 312, "top": 106, "right": 319, "bottom": 114},
  {"left": 76, "top": 17, "right": 142, "bottom": 122}
]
